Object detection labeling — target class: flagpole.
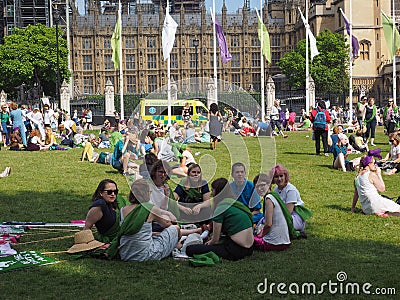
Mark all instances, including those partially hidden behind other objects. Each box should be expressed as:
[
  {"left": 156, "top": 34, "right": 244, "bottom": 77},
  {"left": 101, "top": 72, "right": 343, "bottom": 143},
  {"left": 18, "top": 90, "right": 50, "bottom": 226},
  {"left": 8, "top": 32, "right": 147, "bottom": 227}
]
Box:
[
  {"left": 393, "top": 0, "right": 397, "bottom": 105},
  {"left": 349, "top": 0, "right": 353, "bottom": 123},
  {"left": 260, "top": 1, "right": 265, "bottom": 121},
  {"left": 118, "top": 0, "right": 124, "bottom": 120},
  {"left": 305, "top": 3, "right": 310, "bottom": 113},
  {"left": 166, "top": 0, "right": 172, "bottom": 126},
  {"left": 212, "top": 1, "right": 218, "bottom": 104}
]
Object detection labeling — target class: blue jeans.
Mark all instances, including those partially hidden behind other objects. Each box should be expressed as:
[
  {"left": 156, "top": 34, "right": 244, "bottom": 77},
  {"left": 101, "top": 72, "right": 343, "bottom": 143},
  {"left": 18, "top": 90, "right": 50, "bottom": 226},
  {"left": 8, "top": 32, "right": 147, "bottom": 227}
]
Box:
[{"left": 1, "top": 122, "right": 9, "bottom": 145}]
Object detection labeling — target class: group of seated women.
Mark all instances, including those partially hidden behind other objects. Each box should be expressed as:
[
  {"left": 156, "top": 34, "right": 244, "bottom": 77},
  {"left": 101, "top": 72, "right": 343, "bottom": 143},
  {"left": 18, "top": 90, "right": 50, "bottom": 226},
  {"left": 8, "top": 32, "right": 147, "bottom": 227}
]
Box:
[{"left": 81, "top": 162, "right": 312, "bottom": 262}]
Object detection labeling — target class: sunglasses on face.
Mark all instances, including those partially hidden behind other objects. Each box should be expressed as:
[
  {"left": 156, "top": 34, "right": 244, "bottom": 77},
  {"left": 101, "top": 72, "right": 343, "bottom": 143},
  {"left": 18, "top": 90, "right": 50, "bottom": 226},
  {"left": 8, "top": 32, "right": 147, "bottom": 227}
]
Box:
[
  {"left": 389, "top": 140, "right": 394, "bottom": 142},
  {"left": 274, "top": 174, "right": 284, "bottom": 179},
  {"left": 103, "top": 189, "right": 118, "bottom": 195}
]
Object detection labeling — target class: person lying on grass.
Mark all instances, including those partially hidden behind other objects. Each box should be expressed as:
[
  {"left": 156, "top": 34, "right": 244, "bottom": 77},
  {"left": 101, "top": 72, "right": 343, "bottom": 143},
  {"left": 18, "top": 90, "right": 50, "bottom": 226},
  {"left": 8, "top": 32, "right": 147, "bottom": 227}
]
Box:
[
  {"left": 351, "top": 151, "right": 400, "bottom": 217},
  {"left": 185, "top": 178, "right": 254, "bottom": 261}
]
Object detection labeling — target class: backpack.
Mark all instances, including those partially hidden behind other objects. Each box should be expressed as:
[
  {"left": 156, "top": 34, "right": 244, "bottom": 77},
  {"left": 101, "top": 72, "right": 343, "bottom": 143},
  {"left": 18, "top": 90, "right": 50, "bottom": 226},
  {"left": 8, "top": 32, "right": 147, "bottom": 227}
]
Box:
[{"left": 313, "top": 110, "right": 327, "bottom": 129}]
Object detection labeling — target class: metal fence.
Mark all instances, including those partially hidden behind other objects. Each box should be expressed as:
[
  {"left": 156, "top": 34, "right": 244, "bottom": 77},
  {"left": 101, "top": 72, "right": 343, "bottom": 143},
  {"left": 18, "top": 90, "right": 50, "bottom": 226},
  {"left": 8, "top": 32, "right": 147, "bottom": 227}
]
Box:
[{"left": 71, "top": 89, "right": 395, "bottom": 125}]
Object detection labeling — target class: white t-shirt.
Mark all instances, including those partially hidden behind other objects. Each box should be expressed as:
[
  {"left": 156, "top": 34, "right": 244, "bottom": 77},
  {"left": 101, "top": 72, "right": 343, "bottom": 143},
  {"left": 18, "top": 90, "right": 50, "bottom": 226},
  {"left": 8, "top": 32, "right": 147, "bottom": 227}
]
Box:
[
  {"left": 390, "top": 144, "right": 400, "bottom": 160},
  {"left": 262, "top": 194, "right": 291, "bottom": 245},
  {"left": 149, "top": 182, "right": 169, "bottom": 210},
  {"left": 182, "top": 150, "right": 195, "bottom": 166},
  {"left": 274, "top": 182, "right": 305, "bottom": 207},
  {"left": 270, "top": 106, "right": 279, "bottom": 121}
]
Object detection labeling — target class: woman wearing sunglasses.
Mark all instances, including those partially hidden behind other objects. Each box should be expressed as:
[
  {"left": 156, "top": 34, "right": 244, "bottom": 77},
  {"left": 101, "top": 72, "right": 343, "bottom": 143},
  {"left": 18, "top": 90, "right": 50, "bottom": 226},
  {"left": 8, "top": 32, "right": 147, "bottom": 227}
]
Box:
[
  {"left": 270, "top": 164, "right": 312, "bottom": 236},
  {"left": 84, "top": 179, "right": 125, "bottom": 241}
]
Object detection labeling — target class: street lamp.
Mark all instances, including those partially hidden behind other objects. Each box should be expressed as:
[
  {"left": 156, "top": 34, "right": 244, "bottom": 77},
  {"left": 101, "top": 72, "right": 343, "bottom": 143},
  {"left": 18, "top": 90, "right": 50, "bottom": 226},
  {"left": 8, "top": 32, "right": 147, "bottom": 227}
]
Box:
[
  {"left": 53, "top": 8, "right": 61, "bottom": 109},
  {"left": 193, "top": 38, "right": 199, "bottom": 94}
]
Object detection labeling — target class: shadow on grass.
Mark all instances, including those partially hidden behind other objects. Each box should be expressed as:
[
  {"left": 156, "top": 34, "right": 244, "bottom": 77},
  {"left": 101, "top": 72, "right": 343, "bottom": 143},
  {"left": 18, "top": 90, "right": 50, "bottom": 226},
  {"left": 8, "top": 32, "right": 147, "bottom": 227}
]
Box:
[
  {"left": 326, "top": 204, "right": 351, "bottom": 212},
  {"left": 283, "top": 151, "right": 318, "bottom": 156},
  {"left": 2, "top": 234, "right": 399, "bottom": 299}
]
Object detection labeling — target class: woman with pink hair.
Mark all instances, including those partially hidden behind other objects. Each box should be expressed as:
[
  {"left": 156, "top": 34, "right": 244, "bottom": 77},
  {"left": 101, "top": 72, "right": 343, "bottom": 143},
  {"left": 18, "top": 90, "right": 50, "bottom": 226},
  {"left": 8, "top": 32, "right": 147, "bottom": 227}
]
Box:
[{"left": 270, "top": 164, "right": 311, "bottom": 235}]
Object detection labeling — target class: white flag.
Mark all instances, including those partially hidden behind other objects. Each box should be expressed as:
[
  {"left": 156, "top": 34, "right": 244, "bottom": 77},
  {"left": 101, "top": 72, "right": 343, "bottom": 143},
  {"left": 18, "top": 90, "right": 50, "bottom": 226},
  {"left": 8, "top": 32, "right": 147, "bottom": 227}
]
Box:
[
  {"left": 162, "top": 2, "right": 178, "bottom": 61},
  {"left": 299, "top": 9, "right": 320, "bottom": 61}
]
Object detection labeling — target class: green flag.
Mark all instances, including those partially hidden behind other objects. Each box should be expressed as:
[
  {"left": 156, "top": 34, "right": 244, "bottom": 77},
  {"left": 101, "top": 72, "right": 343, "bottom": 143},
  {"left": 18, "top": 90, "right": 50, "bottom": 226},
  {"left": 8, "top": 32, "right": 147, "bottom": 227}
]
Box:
[
  {"left": 111, "top": 13, "right": 121, "bottom": 69},
  {"left": 257, "top": 13, "right": 271, "bottom": 64},
  {"left": 382, "top": 11, "right": 400, "bottom": 57}
]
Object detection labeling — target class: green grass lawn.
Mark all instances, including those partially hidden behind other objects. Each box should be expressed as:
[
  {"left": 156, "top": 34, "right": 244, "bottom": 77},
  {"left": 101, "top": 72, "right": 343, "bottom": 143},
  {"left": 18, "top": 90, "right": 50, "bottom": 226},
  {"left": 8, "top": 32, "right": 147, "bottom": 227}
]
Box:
[{"left": 1, "top": 127, "right": 399, "bottom": 299}]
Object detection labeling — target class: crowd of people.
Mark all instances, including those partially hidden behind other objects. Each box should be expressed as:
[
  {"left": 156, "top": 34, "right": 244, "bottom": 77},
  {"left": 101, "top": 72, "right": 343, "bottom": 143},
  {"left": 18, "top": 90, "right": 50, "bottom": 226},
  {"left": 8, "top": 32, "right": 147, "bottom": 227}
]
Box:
[
  {"left": 76, "top": 162, "right": 311, "bottom": 262},
  {"left": 2, "top": 97, "right": 399, "bottom": 264}
]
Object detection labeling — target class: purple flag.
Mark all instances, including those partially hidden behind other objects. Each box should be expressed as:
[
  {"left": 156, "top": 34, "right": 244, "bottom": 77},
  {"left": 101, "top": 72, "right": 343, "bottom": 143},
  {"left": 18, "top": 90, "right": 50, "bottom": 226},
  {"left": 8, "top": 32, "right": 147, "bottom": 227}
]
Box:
[
  {"left": 340, "top": 9, "right": 359, "bottom": 59},
  {"left": 215, "top": 18, "right": 232, "bottom": 64}
]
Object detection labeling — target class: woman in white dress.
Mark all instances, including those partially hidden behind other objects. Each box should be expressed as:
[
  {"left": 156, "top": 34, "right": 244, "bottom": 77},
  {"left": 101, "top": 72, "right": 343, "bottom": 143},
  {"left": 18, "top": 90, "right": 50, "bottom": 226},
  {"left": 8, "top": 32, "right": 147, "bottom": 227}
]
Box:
[{"left": 351, "top": 151, "right": 400, "bottom": 217}]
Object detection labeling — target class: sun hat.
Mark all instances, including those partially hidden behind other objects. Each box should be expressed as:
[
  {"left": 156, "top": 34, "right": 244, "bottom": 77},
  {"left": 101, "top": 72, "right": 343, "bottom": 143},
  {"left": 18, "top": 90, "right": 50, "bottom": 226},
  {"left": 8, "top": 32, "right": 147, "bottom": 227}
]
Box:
[{"left": 67, "top": 230, "right": 105, "bottom": 254}]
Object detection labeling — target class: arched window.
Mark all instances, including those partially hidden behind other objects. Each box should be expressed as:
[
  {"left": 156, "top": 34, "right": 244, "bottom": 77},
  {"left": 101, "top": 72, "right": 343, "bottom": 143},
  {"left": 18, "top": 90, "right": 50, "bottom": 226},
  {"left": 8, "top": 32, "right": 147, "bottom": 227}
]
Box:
[{"left": 359, "top": 40, "right": 371, "bottom": 60}]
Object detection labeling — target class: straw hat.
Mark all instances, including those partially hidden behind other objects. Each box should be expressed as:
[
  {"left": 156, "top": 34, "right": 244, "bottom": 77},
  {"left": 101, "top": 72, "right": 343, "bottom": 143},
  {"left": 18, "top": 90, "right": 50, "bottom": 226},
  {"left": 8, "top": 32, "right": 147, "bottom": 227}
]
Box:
[{"left": 67, "top": 230, "right": 105, "bottom": 254}]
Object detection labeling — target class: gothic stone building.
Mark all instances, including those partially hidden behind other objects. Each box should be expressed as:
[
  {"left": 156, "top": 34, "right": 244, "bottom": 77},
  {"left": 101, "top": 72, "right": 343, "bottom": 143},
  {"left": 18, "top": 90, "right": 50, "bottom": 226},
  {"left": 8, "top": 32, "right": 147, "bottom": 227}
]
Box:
[{"left": 70, "top": 0, "right": 393, "bottom": 103}]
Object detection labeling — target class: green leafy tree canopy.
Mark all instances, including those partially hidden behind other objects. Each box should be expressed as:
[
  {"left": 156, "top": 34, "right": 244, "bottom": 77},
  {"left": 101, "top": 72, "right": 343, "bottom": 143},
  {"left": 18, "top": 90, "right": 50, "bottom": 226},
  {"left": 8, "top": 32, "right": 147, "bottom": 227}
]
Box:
[
  {"left": 0, "top": 24, "right": 70, "bottom": 99},
  {"left": 278, "top": 29, "right": 350, "bottom": 93}
]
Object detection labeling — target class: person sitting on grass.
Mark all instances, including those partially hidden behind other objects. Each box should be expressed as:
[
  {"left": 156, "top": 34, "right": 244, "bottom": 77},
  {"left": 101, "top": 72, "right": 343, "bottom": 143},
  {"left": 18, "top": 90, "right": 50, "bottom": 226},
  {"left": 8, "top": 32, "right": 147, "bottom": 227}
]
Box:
[
  {"left": 98, "top": 128, "right": 110, "bottom": 148},
  {"left": 270, "top": 164, "right": 312, "bottom": 236},
  {"left": 185, "top": 178, "right": 254, "bottom": 261},
  {"left": 252, "top": 173, "right": 291, "bottom": 251},
  {"left": 107, "top": 179, "right": 181, "bottom": 262},
  {"left": 171, "top": 144, "right": 196, "bottom": 177},
  {"left": 255, "top": 116, "right": 272, "bottom": 137},
  {"left": 8, "top": 127, "right": 23, "bottom": 151},
  {"left": 111, "top": 133, "right": 139, "bottom": 175},
  {"left": 349, "top": 129, "right": 368, "bottom": 153},
  {"left": 377, "top": 134, "right": 400, "bottom": 175},
  {"left": 147, "top": 159, "right": 179, "bottom": 219},
  {"left": 332, "top": 135, "right": 360, "bottom": 172},
  {"left": 194, "top": 122, "right": 210, "bottom": 143},
  {"left": 26, "top": 129, "right": 46, "bottom": 151},
  {"left": 352, "top": 151, "right": 400, "bottom": 217},
  {"left": 44, "top": 126, "right": 67, "bottom": 151},
  {"left": 173, "top": 163, "right": 212, "bottom": 223},
  {"left": 296, "top": 115, "right": 312, "bottom": 131},
  {"left": 84, "top": 179, "right": 128, "bottom": 242},
  {"left": 229, "top": 162, "right": 263, "bottom": 224},
  {"left": 81, "top": 134, "right": 100, "bottom": 162}
]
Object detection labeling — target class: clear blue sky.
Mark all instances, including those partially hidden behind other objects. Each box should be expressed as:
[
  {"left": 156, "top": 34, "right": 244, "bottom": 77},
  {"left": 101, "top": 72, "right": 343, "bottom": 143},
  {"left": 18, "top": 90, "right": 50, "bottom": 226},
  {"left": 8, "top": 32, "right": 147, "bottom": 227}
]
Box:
[{"left": 205, "top": 0, "right": 261, "bottom": 12}]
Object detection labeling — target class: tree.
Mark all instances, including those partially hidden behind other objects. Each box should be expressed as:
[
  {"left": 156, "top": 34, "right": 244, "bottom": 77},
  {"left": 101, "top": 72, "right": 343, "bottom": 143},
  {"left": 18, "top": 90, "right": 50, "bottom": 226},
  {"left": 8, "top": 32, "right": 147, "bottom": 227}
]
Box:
[
  {"left": 278, "top": 30, "right": 350, "bottom": 94},
  {"left": 0, "top": 24, "right": 70, "bottom": 100}
]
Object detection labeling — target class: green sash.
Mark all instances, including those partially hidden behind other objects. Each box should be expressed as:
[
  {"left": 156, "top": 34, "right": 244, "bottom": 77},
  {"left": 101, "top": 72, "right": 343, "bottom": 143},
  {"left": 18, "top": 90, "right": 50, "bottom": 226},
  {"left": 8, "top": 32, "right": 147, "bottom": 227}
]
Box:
[
  {"left": 215, "top": 198, "right": 253, "bottom": 224},
  {"left": 267, "top": 192, "right": 300, "bottom": 239},
  {"left": 364, "top": 105, "right": 377, "bottom": 124},
  {"left": 106, "top": 202, "right": 154, "bottom": 258},
  {"left": 96, "top": 194, "right": 131, "bottom": 243},
  {"left": 178, "top": 179, "right": 204, "bottom": 203},
  {"left": 294, "top": 205, "right": 313, "bottom": 221}
]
